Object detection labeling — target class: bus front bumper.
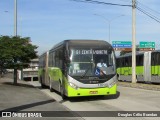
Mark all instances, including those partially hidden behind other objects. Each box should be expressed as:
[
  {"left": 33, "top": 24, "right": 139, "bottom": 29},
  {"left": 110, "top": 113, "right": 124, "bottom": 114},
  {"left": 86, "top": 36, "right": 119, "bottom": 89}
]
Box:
[{"left": 67, "top": 84, "right": 117, "bottom": 97}]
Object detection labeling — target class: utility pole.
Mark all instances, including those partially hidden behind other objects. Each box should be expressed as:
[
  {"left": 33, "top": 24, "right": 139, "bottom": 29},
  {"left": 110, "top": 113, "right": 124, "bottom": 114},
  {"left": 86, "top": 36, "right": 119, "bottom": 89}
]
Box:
[{"left": 132, "top": 0, "right": 137, "bottom": 83}]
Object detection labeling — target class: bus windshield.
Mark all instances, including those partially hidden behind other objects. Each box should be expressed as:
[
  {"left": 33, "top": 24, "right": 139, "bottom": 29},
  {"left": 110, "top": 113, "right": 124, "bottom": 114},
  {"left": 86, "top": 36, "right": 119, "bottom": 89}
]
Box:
[{"left": 68, "top": 49, "right": 116, "bottom": 77}]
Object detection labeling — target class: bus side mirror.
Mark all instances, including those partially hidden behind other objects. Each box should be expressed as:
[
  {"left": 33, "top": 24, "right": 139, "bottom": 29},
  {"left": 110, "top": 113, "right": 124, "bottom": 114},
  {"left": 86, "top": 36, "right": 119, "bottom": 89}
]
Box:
[{"left": 108, "top": 50, "right": 112, "bottom": 54}]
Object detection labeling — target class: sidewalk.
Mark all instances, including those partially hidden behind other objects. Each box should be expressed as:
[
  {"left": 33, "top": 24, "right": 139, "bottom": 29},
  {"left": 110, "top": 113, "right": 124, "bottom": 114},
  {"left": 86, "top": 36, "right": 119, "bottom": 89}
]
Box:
[{"left": 0, "top": 77, "right": 81, "bottom": 119}]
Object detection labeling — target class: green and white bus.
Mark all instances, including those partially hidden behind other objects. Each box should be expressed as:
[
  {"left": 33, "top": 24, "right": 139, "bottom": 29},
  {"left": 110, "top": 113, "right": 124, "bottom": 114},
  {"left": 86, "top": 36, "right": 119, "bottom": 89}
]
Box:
[
  {"left": 39, "top": 40, "right": 117, "bottom": 99},
  {"left": 116, "top": 50, "right": 160, "bottom": 83}
]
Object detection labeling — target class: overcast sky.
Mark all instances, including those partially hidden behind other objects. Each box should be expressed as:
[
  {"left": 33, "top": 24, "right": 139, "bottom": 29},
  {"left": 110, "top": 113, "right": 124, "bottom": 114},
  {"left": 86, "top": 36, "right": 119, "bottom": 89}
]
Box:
[{"left": 1, "top": 0, "right": 160, "bottom": 55}]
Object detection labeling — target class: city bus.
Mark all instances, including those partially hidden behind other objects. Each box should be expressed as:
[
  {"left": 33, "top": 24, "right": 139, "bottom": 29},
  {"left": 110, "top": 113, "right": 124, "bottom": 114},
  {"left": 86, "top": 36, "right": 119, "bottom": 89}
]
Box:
[
  {"left": 39, "top": 40, "right": 117, "bottom": 99},
  {"left": 116, "top": 50, "right": 160, "bottom": 83}
]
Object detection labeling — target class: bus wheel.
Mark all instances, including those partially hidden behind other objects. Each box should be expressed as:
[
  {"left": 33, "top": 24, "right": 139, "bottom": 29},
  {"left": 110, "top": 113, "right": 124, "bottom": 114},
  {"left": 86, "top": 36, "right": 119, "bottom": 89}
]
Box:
[
  {"left": 59, "top": 83, "right": 67, "bottom": 100},
  {"left": 117, "top": 74, "right": 119, "bottom": 80},
  {"left": 49, "top": 80, "right": 54, "bottom": 92}
]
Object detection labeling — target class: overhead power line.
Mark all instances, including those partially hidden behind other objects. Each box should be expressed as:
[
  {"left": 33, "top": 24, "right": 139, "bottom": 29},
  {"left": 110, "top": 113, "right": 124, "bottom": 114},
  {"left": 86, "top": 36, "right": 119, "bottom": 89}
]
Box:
[
  {"left": 136, "top": 1, "right": 160, "bottom": 16},
  {"left": 136, "top": 0, "right": 160, "bottom": 24},
  {"left": 137, "top": 6, "right": 160, "bottom": 24},
  {"left": 70, "top": 0, "right": 160, "bottom": 24},
  {"left": 70, "top": 0, "right": 132, "bottom": 7},
  {"left": 118, "top": 0, "right": 132, "bottom": 3}
]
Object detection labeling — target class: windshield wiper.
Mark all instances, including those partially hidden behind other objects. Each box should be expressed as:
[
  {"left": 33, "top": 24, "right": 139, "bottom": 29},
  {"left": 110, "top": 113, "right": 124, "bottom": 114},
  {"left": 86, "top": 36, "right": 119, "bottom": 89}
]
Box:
[
  {"left": 81, "top": 67, "right": 90, "bottom": 79},
  {"left": 81, "top": 60, "right": 93, "bottom": 79}
]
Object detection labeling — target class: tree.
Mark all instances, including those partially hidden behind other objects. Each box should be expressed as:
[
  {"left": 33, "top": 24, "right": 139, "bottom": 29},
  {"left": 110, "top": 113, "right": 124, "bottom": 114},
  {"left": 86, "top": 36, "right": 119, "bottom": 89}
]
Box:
[
  {"left": 120, "top": 50, "right": 131, "bottom": 56},
  {"left": 0, "top": 36, "right": 38, "bottom": 84},
  {"left": 0, "top": 36, "right": 12, "bottom": 77}
]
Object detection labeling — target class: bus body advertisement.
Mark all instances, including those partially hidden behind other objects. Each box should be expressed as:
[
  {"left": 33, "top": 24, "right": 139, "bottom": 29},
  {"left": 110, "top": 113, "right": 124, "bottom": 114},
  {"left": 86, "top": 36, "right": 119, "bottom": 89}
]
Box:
[{"left": 39, "top": 40, "right": 117, "bottom": 99}]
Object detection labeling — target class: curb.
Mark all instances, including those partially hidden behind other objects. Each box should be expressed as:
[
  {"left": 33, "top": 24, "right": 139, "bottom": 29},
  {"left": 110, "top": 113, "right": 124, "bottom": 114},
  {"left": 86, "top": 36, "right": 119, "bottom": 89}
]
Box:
[{"left": 118, "top": 81, "right": 160, "bottom": 91}]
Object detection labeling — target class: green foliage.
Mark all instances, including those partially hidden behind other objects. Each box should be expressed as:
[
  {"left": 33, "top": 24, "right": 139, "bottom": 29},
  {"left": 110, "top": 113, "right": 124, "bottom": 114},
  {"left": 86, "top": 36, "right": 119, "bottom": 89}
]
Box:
[
  {"left": 0, "top": 35, "right": 38, "bottom": 70},
  {"left": 120, "top": 51, "right": 131, "bottom": 56},
  {"left": 120, "top": 45, "right": 140, "bottom": 56}
]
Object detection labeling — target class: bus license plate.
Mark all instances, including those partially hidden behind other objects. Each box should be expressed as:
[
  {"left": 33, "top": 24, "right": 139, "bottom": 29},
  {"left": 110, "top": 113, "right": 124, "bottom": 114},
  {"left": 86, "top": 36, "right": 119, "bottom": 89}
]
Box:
[{"left": 89, "top": 91, "right": 98, "bottom": 94}]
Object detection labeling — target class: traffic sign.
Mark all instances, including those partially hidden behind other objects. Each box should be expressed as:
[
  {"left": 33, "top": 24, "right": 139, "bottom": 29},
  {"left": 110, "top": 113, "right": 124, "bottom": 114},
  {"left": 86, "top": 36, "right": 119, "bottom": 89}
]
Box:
[
  {"left": 112, "top": 41, "right": 132, "bottom": 45},
  {"left": 139, "top": 48, "right": 155, "bottom": 51},
  {"left": 112, "top": 44, "right": 132, "bottom": 48},
  {"left": 112, "top": 41, "right": 132, "bottom": 51},
  {"left": 139, "top": 42, "right": 155, "bottom": 48},
  {"left": 114, "top": 48, "right": 132, "bottom": 51}
]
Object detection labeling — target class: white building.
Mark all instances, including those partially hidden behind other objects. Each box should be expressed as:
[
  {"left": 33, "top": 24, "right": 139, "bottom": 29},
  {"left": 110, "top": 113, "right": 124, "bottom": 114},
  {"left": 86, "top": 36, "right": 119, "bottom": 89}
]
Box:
[{"left": 18, "top": 59, "right": 39, "bottom": 81}]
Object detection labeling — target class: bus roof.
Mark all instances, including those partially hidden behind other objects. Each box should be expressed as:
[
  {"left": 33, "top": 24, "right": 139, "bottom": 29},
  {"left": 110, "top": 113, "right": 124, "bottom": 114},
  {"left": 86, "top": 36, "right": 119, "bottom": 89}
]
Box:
[
  {"left": 117, "top": 49, "right": 160, "bottom": 59},
  {"left": 39, "top": 51, "right": 48, "bottom": 58},
  {"left": 50, "top": 39, "right": 112, "bottom": 50},
  {"left": 152, "top": 49, "right": 160, "bottom": 53},
  {"left": 117, "top": 51, "right": 145, "bottom": 58}
]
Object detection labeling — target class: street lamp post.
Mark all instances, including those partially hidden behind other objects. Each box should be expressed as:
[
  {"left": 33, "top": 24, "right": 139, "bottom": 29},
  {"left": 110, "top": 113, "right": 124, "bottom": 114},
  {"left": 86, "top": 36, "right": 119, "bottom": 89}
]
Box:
[
  {"left": 14, "top": 0, "right": 17, "bottom": 36},
  {"left": 14, "top": 0, "right": 17, "bottom": 83},
  {"left": 14, "top": 0, "right": 23, "bottom": 81},
  {"left": 94, "top": 14, "right": 124, "bottom": 43},
  {"left": 14, "top": 0, "right": 21, "bottom": 83}
]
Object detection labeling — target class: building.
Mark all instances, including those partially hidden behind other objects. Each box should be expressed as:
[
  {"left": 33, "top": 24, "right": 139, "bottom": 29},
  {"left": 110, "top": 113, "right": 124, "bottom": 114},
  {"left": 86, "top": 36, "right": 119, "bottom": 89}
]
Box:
[{"left": 18, "top": 59, "right": 39, "bottom": 81}]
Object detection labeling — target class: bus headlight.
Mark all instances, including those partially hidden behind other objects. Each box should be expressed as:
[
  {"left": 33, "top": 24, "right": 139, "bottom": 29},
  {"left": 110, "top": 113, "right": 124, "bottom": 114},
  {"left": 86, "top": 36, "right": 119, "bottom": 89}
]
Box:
[
  {"left": 108, "top": 81, "right": 116, "bottom": 88},
  {"left": 69, "top": 82, "right": 79, "bottom": 90}
]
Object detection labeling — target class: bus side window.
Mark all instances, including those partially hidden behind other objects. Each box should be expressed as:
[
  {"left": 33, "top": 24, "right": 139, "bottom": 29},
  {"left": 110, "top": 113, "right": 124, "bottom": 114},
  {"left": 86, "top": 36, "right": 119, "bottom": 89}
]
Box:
[
  {"left": 140, "top": 55, "right": 143, "bottom": 66},
  {"left": 136, "top": 55, "right": 139, "bottom": 66},
  {"left": 129, "top": 56, "right": 132, "bottom": 67},
  {"left": 59, "top": 49, "right": 63, "bottom": 69},
  {"left": 137, "top": 55, "right": 143, "bottom": 66},
  {"left": 49, "top": 52, "right": 52, "bottom": 67},
  {"left": 119, "top": 58, "right": 123, "bottom": 67},
  {"left": 116, "top": 58, "right": 119, "bottom": 68},
  {"left": 52, "top": 52, "right": 55, "bottom": 67},
  {"left": 125, "top": 58, "right": 128, "bottom": 67},
  {"left": 55, "top": 51, "right": 59, "bottom": 67},
  {"left": 151, "top": 53, "right": 155, "bottom": 66},
  {"left": 121, "top": 58, "right": 123, "bottom": 66},
  {"left": 158, "top": 53, "right": 160, "bottom": 65},
  {"left": 122, "top": 58, "right": 125, "bottom": 67},
  {"left": 155, "top": 53, "right": 159, "bottom": 65}
]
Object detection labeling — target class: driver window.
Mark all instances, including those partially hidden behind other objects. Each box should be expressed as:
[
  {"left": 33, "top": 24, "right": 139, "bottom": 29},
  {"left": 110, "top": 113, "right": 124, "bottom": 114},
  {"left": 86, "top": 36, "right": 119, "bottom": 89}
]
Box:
[{"left": 97, "top": 59, "right": 107, "bottom": 68}]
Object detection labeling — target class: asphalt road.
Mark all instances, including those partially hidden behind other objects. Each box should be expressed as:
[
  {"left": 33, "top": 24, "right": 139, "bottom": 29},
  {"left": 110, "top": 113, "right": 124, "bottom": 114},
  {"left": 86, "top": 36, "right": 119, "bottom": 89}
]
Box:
[
  {"left": 1, "top": 77, "right": 160, "bottom": 120},
  {"left": 29, "top": 81, "right": 160, "bottom": 120},
  {"left": 0, "top": 78, "right": 82, "bottom": 120}
]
